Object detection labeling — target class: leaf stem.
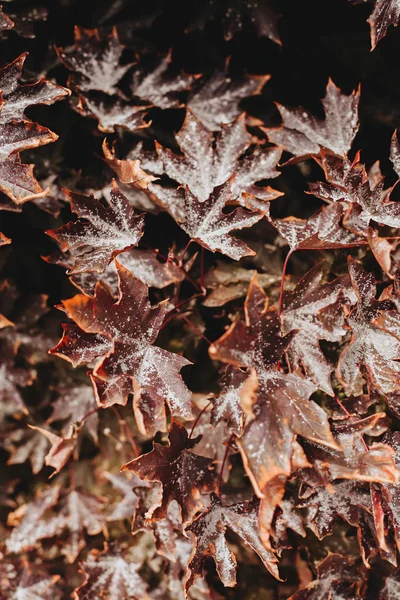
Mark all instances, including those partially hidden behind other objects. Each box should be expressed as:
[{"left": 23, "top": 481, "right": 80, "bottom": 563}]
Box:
[
  {"left": 278, "top": 250, "right": 292, "bottom": 315},
  {"left": 188, "top": 400, "right": 213, "bottom": 439},
  {"left": 217, "top": 433, "right": 235, "bottom": 497}
]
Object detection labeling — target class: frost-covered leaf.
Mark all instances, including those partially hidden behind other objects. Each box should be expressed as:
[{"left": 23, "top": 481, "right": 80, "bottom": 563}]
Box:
[
  {"left": 210, "top": 366, "right": 257, "bottom": 435},
  {"left": 0, "top": 52, "right": 69, "bottom": 123},
  {"left": 185, "top": 492, "right": 279, "bottom": 591},
  {"left": 5, "top": 424, "right": 50, "bottom": 473},
  {"left": 48, "top": 383, "right": 99, "bottom": 442},
  {"left": 75, "top": 92, "right": 148, "bottom": 133},
  {"left": 69, "top": 248, "right": 190, "bottom": 296},
  {"left": 281, "top": 262, "right": 349, "bottom": 395},
  {"left": 264, "top": 79, "right": 360, "bottom": 160},
  {"left": 0, "top": 561, "right": 61, "bottom": 600},
  {"left": 57, "top": 26, "right": 133, "bottom": 94},
  {"left": 203, "top": 260, "right": 281, "bottom": 307},
  {"left": 0, "top": 53, "right": 68, "bottom": 204},
  {"left": 51, "top": 262, "right": 192, "bottom": 434},
  {"left": 298, "top": 480, "right": 371, "bottom": 538},
  {"left": 105, "top": 472, "right": 149, "bottom": 522},
  {"left": 121, "top": 420, "right": 215, "bottom": 522},
  {"left": 187, "top": 71, "right": 269, "bottom": 131},
  {"left": 289, "top": 553, "right": 366, "bottom": 600},
  {"left": 303, "top": 413, "right": 399, "bottom": 484},
  {"left": 148, "top": 110, "right": 282, "bottom": 213},
  {"left": 74, "top": 543, "right": 149, "bottom": 599},
  {"left": 180, "top": 180, "right": 264, "bottom": 260},
  {"left": 47, "top": 180, "right": 145, "bottom": 273},
  {"left": 131, "top": 53, "right": 195, "bottom": 109},
  {"left": 6, "top": 485, "right": 61, "bottom": 554},
  {"left": 367, "top": 0, "right": 400, "bottom": 49},
  {"left": 311, "top": 152, "right": 400, "bottom": 230},
  {"left": 209, "top": 276, "right": 337, "bottom": 495},
  {"left": 337, "top": 258, "right": 400, "bottom": 395},
  {"left": 28, "top": 425, "right": 78, "bottom": 475},
  {"left": 270, "top": 202, "right": 366, "bottom": 252}
]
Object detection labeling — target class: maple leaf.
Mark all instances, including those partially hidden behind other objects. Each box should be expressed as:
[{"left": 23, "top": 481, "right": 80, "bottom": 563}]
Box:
[
  {"left": 57, "top": 26, "right": 134, "bottom": 95},
  {"left": 75, "top": 92, "right": 149, "bottom": 133},
  {"left": 0, "top": 53, "right": 69, "bottom": 204},
  {"left": 56, "top": 489, "right": 106, "bottom": 563},
  {"left": 131, "top": 53, "right": 195, "bottom": 110},
  {"left": 185, "top": 492, "right": 279, "bottom": 590},
  {"left": 310, "top": 152, "right": 400, "bottom": 231},
  {"left": 132, "top": 482, "right": 181, "bottom": 558},
  {"left": 298, "top": 480, "right": 371, "bottom": 538},
  {"left": 281, "top": 262, "right": 350, "bottom": 395},
  {"left": 289, "top": 553, "right": 366, "bottom": 600},
  {"left": 51, "top": 262, "right": 192, "bottom": 433},
  {"left": 210, "top": 366, "right": 257, "bottom": 435},
  {"left": 209, "top": 275, "right": 337, "bottom": 495},
  {"left": 47, "top": 180, "right": 145, "bottom": 273},
  {"left": 203, "top": 259, "right": 281, "bottom": 307},
  {"left": 270, "top": 202, "right": 366, "bottom": 253},
  {"left": 105, "top": 471, "right": 150, "bottom": 522},
  {"left": 0, "top": 560, "right": 61, "bottom": 600},
  {"left": 74, "top": 543, "right": 149, "bottom": 600},
  {"left": 179, "top": 180, "right": 264, "bottom": 260},
  {"left": 380, "top": 570, "right": 400, "bottom": 599},
  {"left": 380, "top": 431, "right": 400, "bottom": 552},
  {"left": 146, "top": 110, "right": 282, "bottom": 214},
  {"left": 28, "top": 424, "right": 78, "bottom": 475},
  {"left": 60, "top": 247, "right": 192, "bottom": 297},
  {"left": 48, "top": 383, "right": 99, "bottom": 442},
  {"left": 303, "top": 413, "right": 399, "bottom": 484},
  {"left": 121, "top": 420, "right": 215, "bottom": 522},
  {"left": 264, "top": 79, "right": 360, "bottom": 160},
  {"left": 337, "top": 258, "right": 400, "bottom": 395},
  {"left": 367, "top": 0, "right": 400, "bottom": 49},
  {"left": 5, "top": 424, "right": 51, "bottom": 473},
  {"left": 187, "top": 70, "right": 269, "bottom": 131},
  {"left": 0, "top": 7, "right": 13, "bottom": 33},
  {"left": 0, "top": 53, "right": 69, "bottom": 123},
  {"left": 6, "top": 485, "right": 61, "bottom": 554},
  {"left": 50, "top": 323, "right": 113, "bottom": 369}
]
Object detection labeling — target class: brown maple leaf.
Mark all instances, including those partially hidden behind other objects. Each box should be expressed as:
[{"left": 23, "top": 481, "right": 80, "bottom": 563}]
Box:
[
  {"left": 185, "top": 492, "right": 279, "bottom": 590},
  {"left": 74, "top": 543, "right": 149, "bottom": 600},
  {"left": 303, "top": 413, "right": 399, "bottom": 484},
  {"left": 51, "top": 262, "right": 192, "bottom": 434},
  {"left": 0, "top": 560, "right": 61, "bottom": 600},
  {"left": 367, "top": 0, "right": 400, "bottom": 49},
  {"left": 210, "top": 366, "right": 258, "bottom": 435},
  {"left": 270, "top": 202, "right": 366, "bottom": 253},
  {"left": 48, "top": 383, "right": 99, "bottom": 442},
  {"left": 131, "top": 52, "right": 196, "bottom": 110},
  {"left": 0, "top": 53, "right": 69, "bottom": 203},
  {"left": 121, "top": 420, "right": 215, "bottom": 522},
  {"left": 281, "top": 262, "right": 350, "bottom": 395},
  {"left": 179, "top": 180, "right": 264, "bottom": 260},
  {"left": 47, "top": 180, "right": 145, "bottom": 273},
  {"left": 5, "top": 423, "right": 51, "bottom": 474},
  {"left": 209, "top": 275, "right": 337, "bottom": 495},
  {"left": 289, "top": 553, "right": 366, "bottom": 600},
  {"left": 298, "top": 480, "right": 371, "bottom": 539},
  {"left": 337, "top": 258, "right": 400, "bottom": 396},
  {"left": 311, "top": 152, "right": 400, "bottom": 231},
  {"left": 187, "top": 70, "right": 269, "bottom": 132},
  {"left": 264, "top": 79, "right": 359, "bottom": 160},
  {"left": 117, "top": 110, "right": 282, "bottom": 216},
  {"left": 6, "top": 485, "right": 61, "bottom": 555},
  {"left": 57, "top": 26, "right": 134, "bottom": 95},
  {"left": 28, "top": 424, "right": 79, "bottom": 475}
]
